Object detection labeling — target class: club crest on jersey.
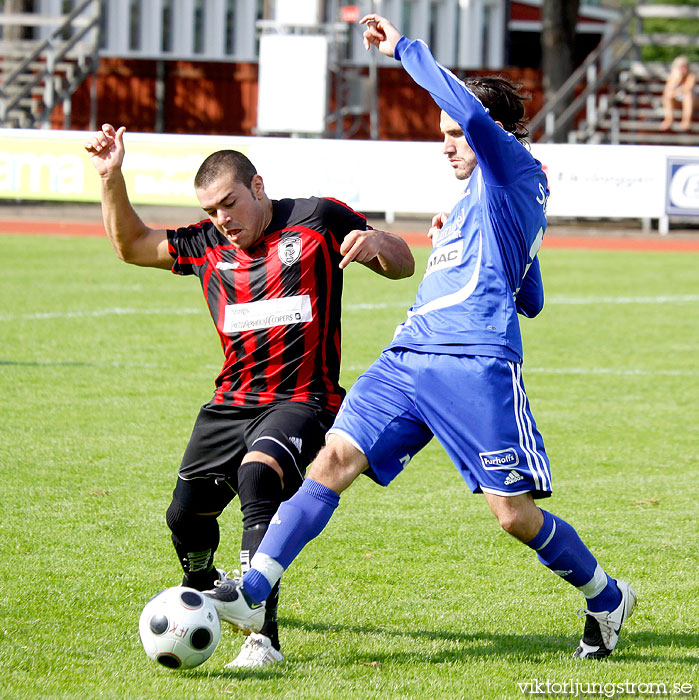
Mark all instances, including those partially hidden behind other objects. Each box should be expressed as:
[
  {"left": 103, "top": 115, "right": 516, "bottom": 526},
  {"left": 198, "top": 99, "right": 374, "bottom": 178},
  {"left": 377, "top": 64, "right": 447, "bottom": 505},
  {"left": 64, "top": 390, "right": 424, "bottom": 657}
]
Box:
[{"left": 278, "top": 236, "right": 302, "bottom": 266}]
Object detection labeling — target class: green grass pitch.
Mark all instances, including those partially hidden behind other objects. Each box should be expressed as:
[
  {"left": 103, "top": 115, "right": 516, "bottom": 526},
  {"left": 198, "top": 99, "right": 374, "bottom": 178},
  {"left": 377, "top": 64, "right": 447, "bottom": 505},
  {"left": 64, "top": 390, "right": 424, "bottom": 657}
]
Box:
[{"left": 0, "top": 233, "right": 697, "bottom": 700}]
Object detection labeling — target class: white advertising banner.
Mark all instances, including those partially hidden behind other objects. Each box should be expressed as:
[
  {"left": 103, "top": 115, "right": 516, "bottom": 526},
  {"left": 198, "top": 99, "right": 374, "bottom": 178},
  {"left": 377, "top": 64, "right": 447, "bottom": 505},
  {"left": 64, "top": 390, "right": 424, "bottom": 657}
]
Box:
[
  {"left": 248, "top": 137, "right": 461, "bottom": 215},
  {"left": 531, "top": 144, "right": 667, "bottom": 219},
  {"left": 1, "top": 128, "right": 696, "bottom": 226}
]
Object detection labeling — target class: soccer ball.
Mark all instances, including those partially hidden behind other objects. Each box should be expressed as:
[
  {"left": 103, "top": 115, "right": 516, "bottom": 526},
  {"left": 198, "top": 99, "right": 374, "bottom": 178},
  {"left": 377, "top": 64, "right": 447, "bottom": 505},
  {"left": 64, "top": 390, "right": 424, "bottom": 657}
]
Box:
[{"left": 138, "top": 586, "right": 221, "bottom": 669}]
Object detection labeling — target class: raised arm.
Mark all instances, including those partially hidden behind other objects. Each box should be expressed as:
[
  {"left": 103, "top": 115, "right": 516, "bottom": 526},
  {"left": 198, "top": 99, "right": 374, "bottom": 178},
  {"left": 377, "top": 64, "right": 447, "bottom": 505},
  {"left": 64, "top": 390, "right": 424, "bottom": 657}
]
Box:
[
  {"left": 339, "top": 229, "right": 415, "bottom": 279},
  {"left": 361, "top": 14, "right": 522, "bottom": 186},
  {"left": 84, "top": 124, "right": 173, "bottom": 269}
]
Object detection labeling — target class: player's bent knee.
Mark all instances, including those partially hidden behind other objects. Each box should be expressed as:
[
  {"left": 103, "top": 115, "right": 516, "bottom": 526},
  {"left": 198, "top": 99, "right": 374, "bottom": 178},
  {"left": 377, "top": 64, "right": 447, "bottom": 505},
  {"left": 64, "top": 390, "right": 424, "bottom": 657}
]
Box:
[
  {"left": 496, "top": 510, "right": 524, "bottom": 537},
  {"left": 307, "top": 437, "right": 367, "bottom": 493},
  {"left": 241, "top": 450, "right": 285, "bottom": 483},
  {"left": 485, "top": 492, "right": 542, "bottom": 542},
  {"left": 499, "top": 509, "right": 543, "bottom": 542}
]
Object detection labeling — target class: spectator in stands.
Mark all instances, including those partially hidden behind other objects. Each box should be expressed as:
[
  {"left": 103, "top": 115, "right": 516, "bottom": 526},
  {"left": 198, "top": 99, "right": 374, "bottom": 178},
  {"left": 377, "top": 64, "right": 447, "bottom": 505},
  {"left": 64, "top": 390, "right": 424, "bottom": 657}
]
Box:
[{"left": 660, "top": 55, "right": 696, "bottom": 132}]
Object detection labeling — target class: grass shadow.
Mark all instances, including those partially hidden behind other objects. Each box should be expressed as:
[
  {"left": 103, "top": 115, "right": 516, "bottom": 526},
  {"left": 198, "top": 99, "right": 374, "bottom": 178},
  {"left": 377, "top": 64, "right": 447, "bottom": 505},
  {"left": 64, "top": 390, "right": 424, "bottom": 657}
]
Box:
[{"left": 276, "top": 617, "right": 699, "bottom": 666}]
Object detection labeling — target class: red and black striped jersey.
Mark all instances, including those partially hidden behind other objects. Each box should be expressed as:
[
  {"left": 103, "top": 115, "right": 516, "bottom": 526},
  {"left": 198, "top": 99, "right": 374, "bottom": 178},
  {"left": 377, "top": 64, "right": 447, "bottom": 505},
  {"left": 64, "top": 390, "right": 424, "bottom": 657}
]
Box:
[{"left": 166, "top": 196, "right": 368, "bottom": 411}]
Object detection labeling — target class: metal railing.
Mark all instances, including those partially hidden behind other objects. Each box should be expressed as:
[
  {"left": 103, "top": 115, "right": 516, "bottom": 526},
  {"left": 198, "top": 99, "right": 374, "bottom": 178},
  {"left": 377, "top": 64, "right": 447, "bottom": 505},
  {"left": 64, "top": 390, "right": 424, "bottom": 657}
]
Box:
[
  {"left": 0, "top": 0, "right": 100, "bottom": 128},
  {"left": 528, "top": 7, "right": 635, "bottom": 143},
  {"left": 530, "top": 3, "right": 699, "bottom": 143}
]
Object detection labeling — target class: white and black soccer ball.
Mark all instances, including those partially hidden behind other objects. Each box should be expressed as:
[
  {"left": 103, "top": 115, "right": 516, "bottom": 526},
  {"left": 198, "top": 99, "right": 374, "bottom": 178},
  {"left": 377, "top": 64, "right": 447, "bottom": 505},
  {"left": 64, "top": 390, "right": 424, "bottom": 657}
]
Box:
[{"left": 138, "top": 586, "right": 221, "bottom": 670}]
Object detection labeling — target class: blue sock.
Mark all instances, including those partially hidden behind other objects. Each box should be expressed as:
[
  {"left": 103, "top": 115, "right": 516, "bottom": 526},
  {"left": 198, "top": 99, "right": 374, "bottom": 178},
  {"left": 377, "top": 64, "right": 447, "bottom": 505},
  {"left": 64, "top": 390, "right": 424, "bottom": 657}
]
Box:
[
  {"left": 242, "top": 479, "right": 340, "bottom": 603},
  {"left": 527, "top": 509, "right": 621, "bottom": 613}
]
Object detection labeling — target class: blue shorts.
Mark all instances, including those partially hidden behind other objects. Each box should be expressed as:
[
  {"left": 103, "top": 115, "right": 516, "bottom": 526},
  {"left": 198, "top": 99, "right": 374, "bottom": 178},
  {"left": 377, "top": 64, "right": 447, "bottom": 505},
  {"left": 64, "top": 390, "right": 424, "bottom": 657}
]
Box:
[{"left": 329, "top": 349, "right": 552, "bottom": 498}]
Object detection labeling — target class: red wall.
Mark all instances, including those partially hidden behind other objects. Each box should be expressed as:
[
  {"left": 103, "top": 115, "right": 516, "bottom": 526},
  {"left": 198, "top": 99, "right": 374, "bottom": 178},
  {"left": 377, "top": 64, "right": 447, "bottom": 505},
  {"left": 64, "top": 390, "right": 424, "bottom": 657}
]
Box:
[{"left": 57, "top": 57, "right": 542, "bottom": 141}]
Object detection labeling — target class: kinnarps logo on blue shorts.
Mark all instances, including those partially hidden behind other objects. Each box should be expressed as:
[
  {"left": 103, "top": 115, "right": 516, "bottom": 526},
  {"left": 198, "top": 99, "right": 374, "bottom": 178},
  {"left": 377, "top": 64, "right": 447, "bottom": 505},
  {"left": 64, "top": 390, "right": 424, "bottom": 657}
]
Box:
[{"left": 479, "top": 448, "right": 519, "bottom": 471}]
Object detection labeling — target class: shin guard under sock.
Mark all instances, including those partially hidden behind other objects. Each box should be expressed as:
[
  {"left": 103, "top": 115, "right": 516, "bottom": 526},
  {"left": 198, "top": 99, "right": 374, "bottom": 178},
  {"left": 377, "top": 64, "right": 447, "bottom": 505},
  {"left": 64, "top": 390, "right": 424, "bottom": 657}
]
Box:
[
  {"left": 527, "top": 509, "right": 621, "bottom": 612},
  {"left": 166, "top": 500, "right": 220, "bottom": 591}
]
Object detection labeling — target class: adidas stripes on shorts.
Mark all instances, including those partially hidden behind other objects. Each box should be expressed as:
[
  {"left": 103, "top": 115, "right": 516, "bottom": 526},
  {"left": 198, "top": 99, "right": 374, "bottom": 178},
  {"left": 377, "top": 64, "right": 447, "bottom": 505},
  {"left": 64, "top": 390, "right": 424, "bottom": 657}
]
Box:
[{"left": 328, "top": 348, "right": 552, "bottom": 498}]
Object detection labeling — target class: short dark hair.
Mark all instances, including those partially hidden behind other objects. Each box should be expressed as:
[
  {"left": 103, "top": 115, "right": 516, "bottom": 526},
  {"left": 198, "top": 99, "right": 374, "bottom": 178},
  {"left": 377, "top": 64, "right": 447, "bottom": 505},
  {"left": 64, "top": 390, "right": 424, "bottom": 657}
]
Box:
[
  {"left": 194, "top": 150, "right": 257, "bottom": 190},
  {"left": 464, "top": 76, "right": 530, "bottom": 142}
]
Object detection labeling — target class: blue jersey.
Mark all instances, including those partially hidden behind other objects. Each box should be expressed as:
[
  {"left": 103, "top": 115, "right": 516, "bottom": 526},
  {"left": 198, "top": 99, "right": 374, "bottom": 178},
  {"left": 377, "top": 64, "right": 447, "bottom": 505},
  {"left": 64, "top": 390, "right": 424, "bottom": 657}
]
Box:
[{"left": 389, "top": 37, "right": 549, "bottom": 363}]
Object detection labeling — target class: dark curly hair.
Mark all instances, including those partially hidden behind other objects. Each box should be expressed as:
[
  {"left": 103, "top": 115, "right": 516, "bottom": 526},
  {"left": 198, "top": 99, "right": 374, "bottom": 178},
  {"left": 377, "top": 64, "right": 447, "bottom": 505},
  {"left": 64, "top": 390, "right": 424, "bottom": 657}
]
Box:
[{"left": 464, "top": 76, "right": 530, "bottom": 142}]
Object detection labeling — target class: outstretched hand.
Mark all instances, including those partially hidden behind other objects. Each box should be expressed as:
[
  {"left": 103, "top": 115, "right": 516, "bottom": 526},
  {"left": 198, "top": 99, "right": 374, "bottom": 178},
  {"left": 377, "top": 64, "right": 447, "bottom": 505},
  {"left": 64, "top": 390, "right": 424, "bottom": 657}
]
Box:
[
  {"left": 360, "top": 14, "right": 402, "bottom": 58},
  {"left": 84, "top": 123, "right": 126, "bottom": 176}
]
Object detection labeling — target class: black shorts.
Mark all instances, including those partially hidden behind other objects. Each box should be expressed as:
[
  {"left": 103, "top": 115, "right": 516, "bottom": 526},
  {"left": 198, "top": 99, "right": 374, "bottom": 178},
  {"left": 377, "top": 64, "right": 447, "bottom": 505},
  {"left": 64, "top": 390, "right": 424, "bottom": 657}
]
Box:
[{"left": 174, "top": 400, "right": 335, "bottom": 511}]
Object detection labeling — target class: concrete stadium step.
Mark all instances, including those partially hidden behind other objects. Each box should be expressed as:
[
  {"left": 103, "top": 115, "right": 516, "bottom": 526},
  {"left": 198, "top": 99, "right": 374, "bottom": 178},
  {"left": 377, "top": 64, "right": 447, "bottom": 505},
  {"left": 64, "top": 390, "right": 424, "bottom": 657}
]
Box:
[
  {"left": 597, "top": 118, "right": 699, "bottom": 134},
  {"left": 616, "top": 81, "right": 667, "bottom": 94},
  {"left": 614, "top": 94, "right": 662, "bottom": 106},
  {"left": 613, "top": 107, "right": 680, "bottom": 119},
  {"left": 608, "top": 131, "right": 699, "bottom": 145}
]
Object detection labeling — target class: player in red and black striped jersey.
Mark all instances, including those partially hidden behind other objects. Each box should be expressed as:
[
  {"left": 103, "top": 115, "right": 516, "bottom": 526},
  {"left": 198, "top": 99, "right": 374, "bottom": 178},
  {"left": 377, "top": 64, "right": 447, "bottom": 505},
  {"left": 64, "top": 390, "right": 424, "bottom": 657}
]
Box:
[
  {"left": 85, "top": 125, "right": 414, "bottom": 667},
  {"left": 168, "top": 195, "right": 370, "bottom": 413}
]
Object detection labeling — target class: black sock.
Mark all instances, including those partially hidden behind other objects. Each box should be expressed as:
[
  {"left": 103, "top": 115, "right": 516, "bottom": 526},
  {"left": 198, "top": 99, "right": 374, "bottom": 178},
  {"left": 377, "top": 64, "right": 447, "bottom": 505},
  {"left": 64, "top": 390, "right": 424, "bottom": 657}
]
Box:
[
  {"left": 241, "top": 524, "right": 281, "bottom": 650},
  {"left": 166, "top": 500, "right": 220, "bottom": 591},
  {"left": 238, "top": 461, "right": 285, "bottom": 651}
]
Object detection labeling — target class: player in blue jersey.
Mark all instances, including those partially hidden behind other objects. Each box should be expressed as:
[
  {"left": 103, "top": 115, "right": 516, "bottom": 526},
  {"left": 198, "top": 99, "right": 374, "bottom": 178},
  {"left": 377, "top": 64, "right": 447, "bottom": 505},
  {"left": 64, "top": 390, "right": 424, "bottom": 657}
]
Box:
[{"left": 205, "top": 15, "right": 636, "bottom": 660}]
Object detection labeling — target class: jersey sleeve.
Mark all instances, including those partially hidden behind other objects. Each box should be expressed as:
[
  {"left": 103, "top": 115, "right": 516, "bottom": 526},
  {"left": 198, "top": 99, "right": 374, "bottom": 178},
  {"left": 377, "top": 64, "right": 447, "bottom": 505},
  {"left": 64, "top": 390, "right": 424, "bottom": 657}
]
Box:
[
  {"left": 515, "top": 255, "right": 544, "bottom": 318},
  {"left": 166, "top": 221, "right": 209, "bottom": 276},
  {"left": 317, "top": 197, "right": 370, "bottom": 245},
  {"left": 394, "top": 36, "right": 526, "bottom": 187}
]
